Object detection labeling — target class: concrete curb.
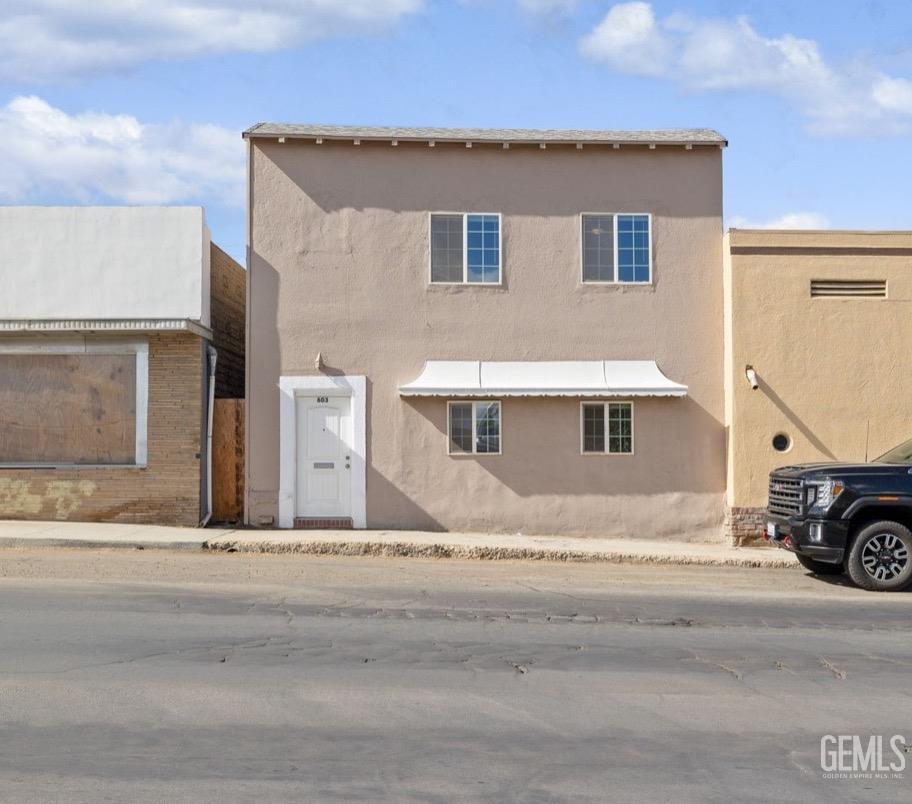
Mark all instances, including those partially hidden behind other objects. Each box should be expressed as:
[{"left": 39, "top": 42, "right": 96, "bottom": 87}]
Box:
[
  {"left": 0, "top": 520, "right": 797, "bottom": 569},
  {"left": 203, "top": 538, "right": 799, "bottom": 569}
]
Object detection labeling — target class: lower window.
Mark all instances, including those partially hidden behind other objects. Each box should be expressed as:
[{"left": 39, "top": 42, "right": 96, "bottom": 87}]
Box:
[
  {"left": 448, "top": 401, "right": 501, "bottom": 455},
  {"left": 0, "top": 338, "right": 148, "bottom": 466},
  {"left": 581, "top": 402, "right": 633, "bottom": 454}
]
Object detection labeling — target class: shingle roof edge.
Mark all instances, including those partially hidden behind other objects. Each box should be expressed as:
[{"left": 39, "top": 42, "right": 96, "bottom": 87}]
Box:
[{"left": 243, "top": 123, "right": 727, "bottom": 146}]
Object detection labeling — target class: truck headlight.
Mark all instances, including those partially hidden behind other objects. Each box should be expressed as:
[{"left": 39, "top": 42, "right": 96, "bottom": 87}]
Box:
[{"left": 808, "top": 479, "right": 844, "bottom": 510}]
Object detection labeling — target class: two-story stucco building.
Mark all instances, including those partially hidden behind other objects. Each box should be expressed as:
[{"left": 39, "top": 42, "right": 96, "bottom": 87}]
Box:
[{"left": 244, "top": 124, "right": 727, "bottom": 538}]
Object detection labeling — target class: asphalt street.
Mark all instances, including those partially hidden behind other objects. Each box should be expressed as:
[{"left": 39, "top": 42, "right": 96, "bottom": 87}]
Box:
[{"left": 0, "top": 549, "right": 909, "bottom": 803}]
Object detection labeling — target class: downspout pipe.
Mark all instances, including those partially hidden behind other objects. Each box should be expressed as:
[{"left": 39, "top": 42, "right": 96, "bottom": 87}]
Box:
[{"left": 200, "top": 344, "right": 218, "bottom": 527}]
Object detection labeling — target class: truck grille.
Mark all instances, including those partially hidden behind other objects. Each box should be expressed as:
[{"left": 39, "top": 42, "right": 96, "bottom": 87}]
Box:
[{"left": 768, "top": 475, "right": 804, "bottom": 517}]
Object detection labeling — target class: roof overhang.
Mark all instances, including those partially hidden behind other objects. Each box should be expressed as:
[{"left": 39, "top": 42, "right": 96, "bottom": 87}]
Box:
[
  {"left": 243, "top": 123, "right": 727, "bottom": 149},
  {"left": 0, "top": 319, "right": 212, "bottom": 338},
  {"left": 399, "top": 361, "right": 687, "bottom": 398}
]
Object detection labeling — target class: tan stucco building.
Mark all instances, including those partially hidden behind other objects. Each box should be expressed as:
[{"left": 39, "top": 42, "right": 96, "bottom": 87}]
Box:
[
  {"left": 245, "top": 124, "right": 728, "bottom": 539},
  {"left": 724, "top": 229, "right": 912, "bottom": 543}
]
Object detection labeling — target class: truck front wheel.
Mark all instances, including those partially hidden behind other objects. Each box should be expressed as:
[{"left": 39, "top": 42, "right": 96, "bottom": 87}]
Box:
[
  {"left": 846, "top": 521, "right": 912, "bottom": 592},
  {"left": 795, "top": 554, "right": 844, "bottom": 576}
]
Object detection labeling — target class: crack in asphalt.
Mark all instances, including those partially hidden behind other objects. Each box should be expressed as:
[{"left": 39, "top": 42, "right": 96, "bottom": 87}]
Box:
[
  {"left": 212, "top": 601, "right": 909, "bottom": 635},
  {"left": 11, "top": 595, "right": 912, "bottom": 684},
  {"left": 819, "top": 657, "right": 847, "bottom": 680},
  {"left": 683, "top": 652, "right": 744, "bottom": 682}
]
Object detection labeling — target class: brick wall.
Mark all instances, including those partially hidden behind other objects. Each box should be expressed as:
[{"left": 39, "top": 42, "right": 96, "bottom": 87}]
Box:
[
  {"left": 726, "top": 506, "right": 768, "bottom": 546},
  {"left": 0, "top": 333, "right": 204, "bottom": 526},
  {"left": 209, "top": 243, "right": 245, "bottom": 399}
]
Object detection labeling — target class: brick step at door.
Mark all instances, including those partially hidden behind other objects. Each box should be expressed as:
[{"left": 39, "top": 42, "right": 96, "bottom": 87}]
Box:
[{"left": 293, "top": 517, "right": 354, "bottom": 530}]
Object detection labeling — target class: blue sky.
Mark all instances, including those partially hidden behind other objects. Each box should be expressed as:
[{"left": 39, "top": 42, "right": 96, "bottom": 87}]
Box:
[{"left": 2, "top": 1, "right": 911, "bottom": 262}]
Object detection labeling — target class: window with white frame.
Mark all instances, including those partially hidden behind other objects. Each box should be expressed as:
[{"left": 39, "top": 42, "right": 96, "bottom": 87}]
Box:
[
  {"left": 0, "top": 337, "right": 148, "bottom": 467},
  {"left": 582, "top": 214, "right": 651, "bottom": 283},
  {"left": 431, "top": 213, "right": 501, "bottom": 284},
  {"left": 448, "top": 401, "right": 501, "bottom": 454},
  {"left": 581, "top": 402, "right": 633, "bottom": 454}
]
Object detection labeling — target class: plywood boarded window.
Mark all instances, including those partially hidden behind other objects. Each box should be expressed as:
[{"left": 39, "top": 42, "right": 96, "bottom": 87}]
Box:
[{"left": 0, "top": 353, "right": 137, "bottom": 464}]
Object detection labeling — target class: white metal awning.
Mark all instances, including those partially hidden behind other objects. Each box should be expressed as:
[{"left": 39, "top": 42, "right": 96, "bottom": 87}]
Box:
[{"left": 399, "top": 360, "right": 687, "bottom": 398}]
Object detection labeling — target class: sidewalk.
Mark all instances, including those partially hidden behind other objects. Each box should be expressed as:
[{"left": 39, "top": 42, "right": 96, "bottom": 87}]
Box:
[
  {"left": 0, "top": 520, "right": 797, "bottom": 568},
  {"left": 0, "top": 520, "right": 208, "bottom": 550}
]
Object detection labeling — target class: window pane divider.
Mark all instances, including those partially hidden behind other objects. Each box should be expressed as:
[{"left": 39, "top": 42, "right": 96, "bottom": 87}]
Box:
[
  {"left": 613, "top": 216, "right": 619, "bottom": 283},
  {"left": 463, "top": 212, "right": 470, "bottom": 284},
  {"left": 471, "top": 400, "right": 477, "bottom": 450}
]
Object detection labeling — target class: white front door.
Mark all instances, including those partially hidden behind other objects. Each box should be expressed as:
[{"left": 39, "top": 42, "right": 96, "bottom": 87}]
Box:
[{"left": 295, "top": 395, "right": 352, "bottom": 519}]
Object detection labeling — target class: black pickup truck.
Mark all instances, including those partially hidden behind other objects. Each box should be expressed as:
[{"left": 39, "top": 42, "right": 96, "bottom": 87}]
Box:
[{"left": 765, "top": 438, "right": 912, "bottom": 591}]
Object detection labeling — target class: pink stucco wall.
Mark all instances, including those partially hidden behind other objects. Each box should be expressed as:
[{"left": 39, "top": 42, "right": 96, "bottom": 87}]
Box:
[{"left": 247, "top": 138, "right": 725, "bottom": 539}]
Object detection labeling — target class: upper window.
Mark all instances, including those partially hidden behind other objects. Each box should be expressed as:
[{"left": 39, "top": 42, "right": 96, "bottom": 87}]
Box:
[
  {"left": 448, "top": 401, "right": 501, "bottom": 454},
  {"left": 581, "top": 402, "right": 633, "bottom": 455},
  {"left": 431, "top": 213, "right": 501, "bottom": 284},
  {"left": 582, "top": 214, "right": 651, "bottom": 284}
]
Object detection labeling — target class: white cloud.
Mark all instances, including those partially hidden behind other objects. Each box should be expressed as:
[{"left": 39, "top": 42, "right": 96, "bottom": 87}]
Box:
[
  {"left": 579, "top": 2, "right": 912, "bottom": 137},
  {"left": 0, "top": 0, "right": 423, "bottom": 82},
  {"left": 579, "top": 2, "right": 669, "bottom": 76},
  {"left": 729, "top": 212, "right": 830, "bottom": 230},
  {"left": 0, "top": 96, "right": 244, "bottom": 206},
  {"left": 871, "top": 75, "right": 912, "bottom": 113}
]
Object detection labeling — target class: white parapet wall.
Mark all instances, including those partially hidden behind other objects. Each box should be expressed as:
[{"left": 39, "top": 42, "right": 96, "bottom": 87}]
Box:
[{"left": 0, "top": 207, "right": 211, "bottom": 326}]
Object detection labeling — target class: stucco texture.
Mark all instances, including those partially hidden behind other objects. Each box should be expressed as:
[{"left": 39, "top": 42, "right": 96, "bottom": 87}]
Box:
[
  {"left": 248, "top": 139, "right": 725, "bottom": 539},
  {"left": 726, "top": 229, "right": 912, "bottom": 510}
]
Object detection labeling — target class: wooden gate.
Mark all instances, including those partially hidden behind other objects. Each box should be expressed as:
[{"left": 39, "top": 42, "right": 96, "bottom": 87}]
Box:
[{"left": 212, "top": 399, "right": 244, "bottom": 523}]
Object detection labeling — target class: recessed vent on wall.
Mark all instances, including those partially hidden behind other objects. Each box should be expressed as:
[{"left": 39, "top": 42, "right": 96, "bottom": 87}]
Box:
[{"left": 810, "top": 279, "right": 887, "bottom": 298}]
